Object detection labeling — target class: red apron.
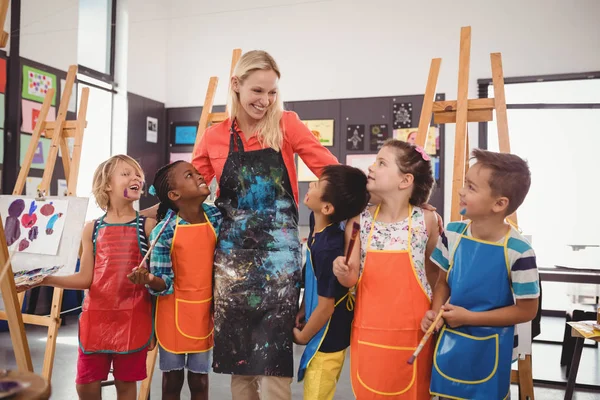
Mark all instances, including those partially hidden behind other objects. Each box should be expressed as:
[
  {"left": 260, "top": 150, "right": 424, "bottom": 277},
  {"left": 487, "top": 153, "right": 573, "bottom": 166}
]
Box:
[
  {"left": 155, "top": 215, "right": 216, "bottom": 354},
  {"left": 351, "top": 205, "right": 433, "bottom": 399},
  {"left": 79, "top": 214, "right": 153, "bottom": 353}
]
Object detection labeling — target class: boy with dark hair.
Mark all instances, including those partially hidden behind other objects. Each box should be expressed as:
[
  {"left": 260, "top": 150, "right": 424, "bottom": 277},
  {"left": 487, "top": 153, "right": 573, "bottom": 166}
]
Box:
[
  {"left": 294, "top": 165, "right": 370, "bottom": 400},
  {"left": 422, "top": 149, "right": 540, "bottom": 400}
]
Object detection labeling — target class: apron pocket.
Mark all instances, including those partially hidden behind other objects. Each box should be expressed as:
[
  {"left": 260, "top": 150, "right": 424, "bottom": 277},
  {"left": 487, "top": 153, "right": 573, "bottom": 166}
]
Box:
[
  {"left": 434, "top": 326, "right": 499, "bottom": 384},
  {"left": 176, "top": 298, "right": 213, "bottom": 340},
  {"left": 356, "top": 339, "right": 416, "bottom": 395}
]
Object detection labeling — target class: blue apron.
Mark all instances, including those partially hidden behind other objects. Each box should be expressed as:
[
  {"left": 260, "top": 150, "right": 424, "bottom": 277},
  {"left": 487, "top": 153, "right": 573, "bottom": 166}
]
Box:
[
  {"left": 297, "top": 239, "right": 353, "bottom": 382},
  {"left": 430, "top": 224, "right": 514, "bottom": 400}
]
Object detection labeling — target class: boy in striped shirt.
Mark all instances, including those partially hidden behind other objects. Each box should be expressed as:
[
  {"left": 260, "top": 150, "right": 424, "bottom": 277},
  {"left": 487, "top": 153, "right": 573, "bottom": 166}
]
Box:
[{"left": 422, "top": 149, "right": 539, "bottom": 400}]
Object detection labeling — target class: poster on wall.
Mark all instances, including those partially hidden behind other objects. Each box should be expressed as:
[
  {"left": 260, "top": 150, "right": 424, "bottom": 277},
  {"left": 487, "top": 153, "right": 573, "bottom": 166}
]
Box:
[
  {"left": 297, "top": 156, "right": 318, "bottom": 182},
  {"left": 60, "top": 78, "right": 77, "bottom": 113},
  {"left": 370, "top": 124, "right": 389, "bottom": 151},
  {"left": 20, "top": 134, "right": 50, "bottom": 170},
  {"left": 22, "top": 99, "right": 56, "bottom": 134},
  {"left": 57, "top": 179, "right": 68, "bottom": 197},
  {"left": 346, "top": 154, "right": 377, "bottom": 177},
  {"left": 302, "top": 120, "right": 334, "bottom": 147},
  {"left": 26, "top": 177, "right": 44, "bottom": 197},
  {"left": 174, "top": 125, "right": 197, "bottom": 145},
  {"left": 346, "top": 124, "right": 365, "bottom": 151},
  {"left": 393, "top": 103, "right": 412, "bottom": 129},
  {"left": 170, "top": 153, "right": 192, "bottom": 163},
  {"left": 0, "top": 57, "right": 6, "bottom": 93},
  {"left": 146, "top": 117, "right": 158, "bottom": 143},
  {"left": 22, "top": 66, "right": 57, "bottom": 105},
  {"left": 58, "top": 137, "right": 75, "bottom": 159},
  {"left": 394, "top": 126, "right": 439, "bottom": 155}
]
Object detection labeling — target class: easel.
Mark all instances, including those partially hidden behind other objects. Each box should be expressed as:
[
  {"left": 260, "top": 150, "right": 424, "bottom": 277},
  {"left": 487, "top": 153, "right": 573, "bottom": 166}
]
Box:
[
  {"left": 137, "top": 48, "right": 242, "bottom": 400},
  {"left": 0, "top": 65, "right": 89, "bottom": 380},
  {"left": 415, "top": 26, "right": 534, "bottom": 400}
]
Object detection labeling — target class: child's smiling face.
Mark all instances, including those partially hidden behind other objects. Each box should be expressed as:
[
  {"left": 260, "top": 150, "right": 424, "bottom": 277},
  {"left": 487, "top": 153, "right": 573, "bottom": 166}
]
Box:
[
  {"left": 168, "top": 162, "right": 210, "bottom": 203},
  {"left": 108, "top": 160, "right": 144, "bottom": 202}
]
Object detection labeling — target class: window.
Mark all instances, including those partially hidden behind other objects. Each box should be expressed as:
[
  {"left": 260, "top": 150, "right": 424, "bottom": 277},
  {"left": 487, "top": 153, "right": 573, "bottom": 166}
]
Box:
[
  {"left": 481, "top": 75, "right": 600, "bottom": 269},
  {"left": 77, "top": 0, "right": 116, "bottom": 80}
]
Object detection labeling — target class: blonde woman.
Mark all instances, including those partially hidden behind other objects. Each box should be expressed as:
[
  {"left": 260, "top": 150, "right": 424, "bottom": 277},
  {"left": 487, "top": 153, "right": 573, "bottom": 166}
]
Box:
[{"left": 193, "top": 50, "right": 338, "bottom": 399}]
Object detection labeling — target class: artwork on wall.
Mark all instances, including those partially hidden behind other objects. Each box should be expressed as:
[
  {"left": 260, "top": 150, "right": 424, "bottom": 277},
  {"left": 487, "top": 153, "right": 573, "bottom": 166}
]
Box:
[
  {"left": 22, "top": 99, "right": 56, "bottom": 134},
  {"left": 174, "top": 125, "right": 197, "bottom": 145},
  {"left": 302, "top": 119, "right": 334, "bottom": 147},
  {"left": 394, "top": 126, "right": 439, "bottom": 155},
  {"left": 170, "top": 152, "right": 192, "bottom": 163},
  {"left": 346, "top": 124, "right": 365, "bottom": 151},
  {"left": 369, "top": 124, "right": 389, "bottom": 151},
  {"left": 57, "top": 179, "right": 68, "bottom": 197},
  {"left": 0, "top": 197, "right": 68, "bottom": 255},
  {"left": 146, "top": 117, "right": 158, "bottom": 143},
  {"left": 25, "top": 177, "right": 43, "bottom": 197},
  {"left": 22, "top": 65, "right": 57, "bottom": 105},
  {"left": 0, "top": 57, "right": 6, "bottom": 94},
  {"left": 297, "top": 155, "right": 318, "bottom": 182},
  {"left": 393, "top": 102, "right": 412, "bottom": 129},
  {"left": 346, "top": 154, "right": 377, "bottom": 177},
  {"left": 20, "top": 134, "right": 50, "bottom": 170}
]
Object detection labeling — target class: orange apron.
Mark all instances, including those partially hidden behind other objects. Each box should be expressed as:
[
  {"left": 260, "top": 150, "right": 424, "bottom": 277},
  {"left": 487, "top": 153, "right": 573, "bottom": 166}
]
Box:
[
  {"left": 350, "top": 205, "right": 433, "bottom": 399},
  {"left": 155, "top": 215, "right": 216, "bottom": 354}
]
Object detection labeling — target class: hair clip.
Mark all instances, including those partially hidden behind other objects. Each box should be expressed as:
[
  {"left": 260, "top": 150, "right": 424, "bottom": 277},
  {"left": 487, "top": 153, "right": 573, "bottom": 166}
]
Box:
[
  {"left": 148, "top": 185, "right": 157, "bottom": 196},
  {"left": 415, "top": 146, "right": 431, "bottom": 161}
]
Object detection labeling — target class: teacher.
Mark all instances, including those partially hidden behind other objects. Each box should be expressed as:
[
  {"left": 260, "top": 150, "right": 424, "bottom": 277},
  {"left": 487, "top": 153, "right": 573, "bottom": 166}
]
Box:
[{"left": 193, "top": 50, "right": 338, "bottom": 399}]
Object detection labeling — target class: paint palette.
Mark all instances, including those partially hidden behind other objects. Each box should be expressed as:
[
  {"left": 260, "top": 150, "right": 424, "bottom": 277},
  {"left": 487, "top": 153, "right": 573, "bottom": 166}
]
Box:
[
  {"left": 0, "top": 379, "right": 30, "bottom": 398},
  {"left": 13, "top": 265, "right": 63, "bottom": 288}
]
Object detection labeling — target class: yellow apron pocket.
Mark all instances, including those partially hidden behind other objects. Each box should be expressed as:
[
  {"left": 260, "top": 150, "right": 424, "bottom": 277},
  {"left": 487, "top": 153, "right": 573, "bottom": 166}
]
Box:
[
  {"left": 356, "top": 340, "right": 416, "bottom": 395},
  {"left": 434, "top": 326, "right": 499, "bottom": 384},
  {"left": 175, "top": 298, "right": 213, "bottom": 339}
]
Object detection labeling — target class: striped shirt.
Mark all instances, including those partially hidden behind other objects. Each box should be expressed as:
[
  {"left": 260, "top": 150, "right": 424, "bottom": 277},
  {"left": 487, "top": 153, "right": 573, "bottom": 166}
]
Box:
[
  {"left": 148, "top": 204, "right": 222, "bottom": 296},
  {"left": 431, "top": 221, "right": 540, "bottom": 299}
]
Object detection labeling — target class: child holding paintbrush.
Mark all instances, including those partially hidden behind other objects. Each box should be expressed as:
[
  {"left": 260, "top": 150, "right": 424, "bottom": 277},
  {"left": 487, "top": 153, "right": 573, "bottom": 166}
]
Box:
[
  {"left": 423, "top": 149, "right": 539, "bottom": 400},
  {"left": 128, "top": 160, "right": 222, "bottom": 400},
  {"left": 293, "top": 165, "right": 369, "bottom": 400},
  {"left": 333, "top": 140, "right": 440, "bottom": 400},
  {"left": 30, "top": 155, "right": 155, "bottom": 400}
]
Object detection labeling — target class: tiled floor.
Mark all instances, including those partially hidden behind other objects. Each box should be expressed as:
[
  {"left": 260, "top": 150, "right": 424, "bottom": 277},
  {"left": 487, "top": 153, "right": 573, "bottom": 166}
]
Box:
[{"left": 2, "top": 317, "right": 600, "bottom": 399}]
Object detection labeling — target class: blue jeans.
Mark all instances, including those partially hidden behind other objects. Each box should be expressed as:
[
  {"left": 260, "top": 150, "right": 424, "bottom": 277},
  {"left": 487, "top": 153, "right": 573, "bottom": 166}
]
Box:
[{"left": 158, "top": 345, "right": 212, "bottom": 374}]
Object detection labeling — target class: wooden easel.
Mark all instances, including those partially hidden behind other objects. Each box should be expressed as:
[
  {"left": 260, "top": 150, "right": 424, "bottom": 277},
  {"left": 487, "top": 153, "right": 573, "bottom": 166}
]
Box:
[
  {"left": 0, "top": 65, "right": 89, "bottom": 380},
  {"left": 415, "top": 26, "right": 534, "bottom": 400},
  {"left": 137, "top": 48, "right": 242, "bottom": 400}
]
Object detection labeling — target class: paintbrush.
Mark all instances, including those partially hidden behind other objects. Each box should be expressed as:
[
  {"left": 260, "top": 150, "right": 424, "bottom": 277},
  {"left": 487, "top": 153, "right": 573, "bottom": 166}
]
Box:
[
  {"left": 407, "top": 298, "right": 450, "bottom": 365},
  {"left": 345, "top": 222, "right": 361, "bottom": 261},
  {"left": 132, "top": 212, "right": 174, "bottom": 271}
]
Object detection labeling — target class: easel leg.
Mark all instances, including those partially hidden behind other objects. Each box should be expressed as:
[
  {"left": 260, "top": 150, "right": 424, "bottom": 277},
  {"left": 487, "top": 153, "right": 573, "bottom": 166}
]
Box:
[
  {"left": 518, "top": 355, "right": 534, "bottom": 400},
  {"left": 41, "top": 288, "right": 64, "bottom": 379},
  {"left": 138, "top": 346, "right": 158, "bottom": 400},
  {"left": 416, "top": 58, "right": 442, "bottom": 148}
]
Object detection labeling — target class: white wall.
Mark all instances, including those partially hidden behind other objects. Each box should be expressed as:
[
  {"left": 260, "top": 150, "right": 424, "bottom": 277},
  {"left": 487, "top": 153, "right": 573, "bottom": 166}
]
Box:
[
  {"left": 157, "top": 0, "right": 599, "bottom": 220},
  {"left": 126, "top": 0, "right": 168, "bottom": 103},
  {"left": 20, "top": 0, "right": 78, "bottom": 70}
]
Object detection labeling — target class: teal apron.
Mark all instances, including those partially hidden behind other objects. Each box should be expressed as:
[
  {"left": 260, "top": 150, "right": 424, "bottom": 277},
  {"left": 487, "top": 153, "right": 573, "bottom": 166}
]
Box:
[
  {"left": 431, "top": 224, "right": 514, "bottom": 400},
  {"left": 297, "top": 240, "right": 353, "bottom": 382}
]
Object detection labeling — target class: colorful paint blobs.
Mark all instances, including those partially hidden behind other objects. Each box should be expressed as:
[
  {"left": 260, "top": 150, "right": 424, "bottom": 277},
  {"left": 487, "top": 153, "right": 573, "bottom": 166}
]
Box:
[
  {"left": 13, "top": 265, "right": 63, "bottom": 288},
  {"left": 0, "top": 198, "right": 69, "bottom": 256},
  {"left": 22, "top": 65, "right": 57, "bottom": 105}
]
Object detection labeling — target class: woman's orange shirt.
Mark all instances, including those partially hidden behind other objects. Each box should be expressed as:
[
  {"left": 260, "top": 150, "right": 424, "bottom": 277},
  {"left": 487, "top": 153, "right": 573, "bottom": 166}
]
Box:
[{"left": 192, "top": 111, "right": 339, "bottom": 205}]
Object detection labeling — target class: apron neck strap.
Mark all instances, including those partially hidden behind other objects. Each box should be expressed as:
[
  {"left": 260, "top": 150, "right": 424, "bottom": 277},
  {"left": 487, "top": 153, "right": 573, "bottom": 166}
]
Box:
[{"left": 229, "top": 120, "right": 245, "bottom": 154}]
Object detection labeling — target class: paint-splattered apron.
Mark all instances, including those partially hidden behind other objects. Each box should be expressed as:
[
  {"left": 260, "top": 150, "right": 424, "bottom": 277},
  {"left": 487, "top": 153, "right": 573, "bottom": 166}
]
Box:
[
  {"left": 430, "top": 223, "right": 514, "bottom": 400},
  {"left": 213, "top": 122, "right": 301, "bottom": 377}
]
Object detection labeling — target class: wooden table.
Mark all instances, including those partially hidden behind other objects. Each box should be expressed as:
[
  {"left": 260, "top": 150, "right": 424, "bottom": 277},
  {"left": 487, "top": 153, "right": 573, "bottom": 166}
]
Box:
[
  {"left": 0, "top": 370, "right": 51, "bottom": 399},
  {"left": 564, "top": 322, "right": 600, "bottom": 400}
]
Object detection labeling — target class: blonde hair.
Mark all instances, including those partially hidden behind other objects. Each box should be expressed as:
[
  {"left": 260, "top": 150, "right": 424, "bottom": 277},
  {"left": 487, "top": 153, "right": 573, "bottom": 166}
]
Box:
[
  {"left": 92, "top": 155, "right": 144, "bottom": 210},
  {"left": 228, "top": 50, "right": 284, "bottom": 151}
]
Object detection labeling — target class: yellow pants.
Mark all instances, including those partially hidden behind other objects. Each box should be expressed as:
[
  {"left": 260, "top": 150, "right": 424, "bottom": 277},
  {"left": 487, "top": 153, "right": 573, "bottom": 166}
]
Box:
[{"left": 303, "top": 349, "right": 346, "bottom": 400}]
